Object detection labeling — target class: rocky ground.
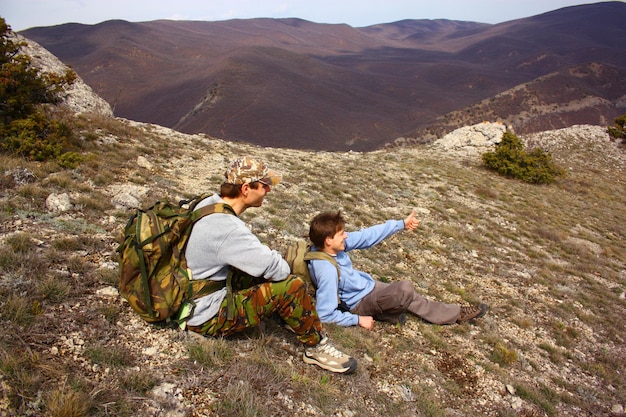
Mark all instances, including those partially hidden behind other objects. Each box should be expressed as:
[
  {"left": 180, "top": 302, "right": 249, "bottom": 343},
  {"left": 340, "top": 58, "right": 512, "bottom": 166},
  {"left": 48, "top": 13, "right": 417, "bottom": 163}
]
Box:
[{"left": 3, "top": 115, "right": 623, "bottom": 416}]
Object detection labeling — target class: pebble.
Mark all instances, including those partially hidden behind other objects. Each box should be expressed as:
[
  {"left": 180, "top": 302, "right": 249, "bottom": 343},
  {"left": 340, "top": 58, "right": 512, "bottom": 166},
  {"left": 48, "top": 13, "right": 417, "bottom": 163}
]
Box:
[
  {"left": 96, "top": 286, "right": 119, "bottom": 297},
  {"left": 511, "top": 397, "right": 523, "bottom": 409}
]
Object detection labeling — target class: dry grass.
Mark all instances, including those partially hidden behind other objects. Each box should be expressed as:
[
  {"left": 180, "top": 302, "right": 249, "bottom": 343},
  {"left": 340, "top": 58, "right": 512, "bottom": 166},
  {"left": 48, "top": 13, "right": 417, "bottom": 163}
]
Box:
[{"left": 0, "top": 115, "right": 624, "bottom": 416}]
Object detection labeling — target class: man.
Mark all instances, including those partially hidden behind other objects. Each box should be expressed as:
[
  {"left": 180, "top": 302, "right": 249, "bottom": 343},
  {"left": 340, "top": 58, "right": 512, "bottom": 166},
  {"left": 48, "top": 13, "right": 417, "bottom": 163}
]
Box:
[
  {"left": 184, "top": 157, "right": 357, "bottom": 374},
  {"left": 308, "top": 210, "right": 488, "bottom": 330}
]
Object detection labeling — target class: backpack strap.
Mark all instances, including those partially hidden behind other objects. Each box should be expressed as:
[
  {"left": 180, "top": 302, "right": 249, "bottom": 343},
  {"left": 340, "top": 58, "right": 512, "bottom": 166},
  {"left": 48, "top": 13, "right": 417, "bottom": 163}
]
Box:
[
  {"left": 191, "top": 201, "right": 235, "bottom": 219},
  {"left": 303, "top": 251, "right": 340, "bottom": 284},
  {"left": 176, "top": 201, "right": 238, "bottom": 327},
  {"left": 304, "top": 251, "right": 346, "bottom": 310}
]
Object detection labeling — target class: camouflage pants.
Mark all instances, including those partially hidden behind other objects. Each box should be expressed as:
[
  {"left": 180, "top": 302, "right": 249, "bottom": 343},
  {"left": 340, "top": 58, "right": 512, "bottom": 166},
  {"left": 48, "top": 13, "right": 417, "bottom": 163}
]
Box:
[{"left": 188, "top": 275, "right": 322, "bottom": 346}]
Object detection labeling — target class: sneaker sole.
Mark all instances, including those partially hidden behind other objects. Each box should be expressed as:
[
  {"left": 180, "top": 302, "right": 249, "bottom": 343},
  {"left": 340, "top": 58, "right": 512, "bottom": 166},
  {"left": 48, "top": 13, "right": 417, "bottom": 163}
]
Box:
[{"left": 302, "top": 354, "right": 358, "bottom": 374}]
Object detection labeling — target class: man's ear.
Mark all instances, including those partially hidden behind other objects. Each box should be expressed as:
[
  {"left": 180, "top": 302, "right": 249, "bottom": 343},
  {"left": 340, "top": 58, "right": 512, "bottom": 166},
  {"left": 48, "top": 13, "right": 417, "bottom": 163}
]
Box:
[
  {"left": 323, "top": 236, "right": 332, "bottom": 248},
  {"left": 240, "top": 182, "right": 249, "bottom": 196}
]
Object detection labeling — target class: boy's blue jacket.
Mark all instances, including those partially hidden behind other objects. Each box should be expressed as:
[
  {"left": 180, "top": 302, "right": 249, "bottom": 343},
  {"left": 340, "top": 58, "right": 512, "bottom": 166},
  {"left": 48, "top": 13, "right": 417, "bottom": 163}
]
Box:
[{"left": 308, "top": 219, "right": 405, "bottom": 326}]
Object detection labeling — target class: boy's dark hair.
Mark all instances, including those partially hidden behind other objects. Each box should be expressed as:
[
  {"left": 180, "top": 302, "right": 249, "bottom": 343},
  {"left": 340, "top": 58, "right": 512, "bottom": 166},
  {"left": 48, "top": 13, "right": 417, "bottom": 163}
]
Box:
[
  {"left": 220, "top": 181, "right": 263, "bottom": 198},
  {"left": 309, "top": 211, "right": 345, "bottom": 249}
]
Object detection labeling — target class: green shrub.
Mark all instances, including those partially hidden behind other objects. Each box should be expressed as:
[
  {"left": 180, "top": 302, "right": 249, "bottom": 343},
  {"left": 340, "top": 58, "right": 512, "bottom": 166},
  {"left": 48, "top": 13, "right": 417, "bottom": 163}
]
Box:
[
  {"left": 607, "top": 113, "right": 626, "bottom": 146},
  {"left": 482, "top": 131, "right": 565, "bottom": 184},
  {"left": 0, "top": 18, "right": 78, "bottom": 164},
  {"left": 57, "top": 152, "right": 82, "bottom": 168},
  {"left": 491, "top": 342, "right": 518, "bottom": 366},
  {"left": 2, "top": 110, "right": 69, "bottom": 161}
]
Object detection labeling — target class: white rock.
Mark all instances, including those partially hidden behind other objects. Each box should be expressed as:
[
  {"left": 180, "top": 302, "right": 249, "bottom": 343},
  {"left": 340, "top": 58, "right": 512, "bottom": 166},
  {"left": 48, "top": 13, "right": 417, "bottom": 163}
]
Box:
[
  {"left": 96, "top": 286, "right": 119, "bottom": 298},
  {"left": 46, "top": 193, "right": 73, "bottom": 213},
  {"left": 143, "top": 347, "right": 158, "bottom": 356},
  {"left": 611, "top": 404, "right": 624, "bottom": 414},
  {"left": 137, "top": 156, "right": 153, "bottom": 170},
  {"left": 151, "top": 382, "right": 177, "bottom": 401},
  {"left": 112, "top": 193, "right": 141, "bottom": 209},
  {"left": 434, "top": 121, "right": 506, "bottom": 155},
  {"left": 511, "top": 397, "right": 523, "bottom": 409},
  {"left": 17, "top": 34, "right": 113, "bottom": 117}
]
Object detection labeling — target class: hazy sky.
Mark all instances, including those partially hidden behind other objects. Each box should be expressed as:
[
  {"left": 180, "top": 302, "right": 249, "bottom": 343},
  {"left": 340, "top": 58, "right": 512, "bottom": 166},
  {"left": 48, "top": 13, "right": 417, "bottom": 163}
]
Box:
[{"left": 1, "top": 0, "right": 612, "bottom": 31}]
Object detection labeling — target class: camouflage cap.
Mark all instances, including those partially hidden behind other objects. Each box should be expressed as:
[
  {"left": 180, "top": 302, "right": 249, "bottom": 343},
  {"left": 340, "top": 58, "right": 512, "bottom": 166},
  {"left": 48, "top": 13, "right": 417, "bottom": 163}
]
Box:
[{"left": 224, "top": 157, "right": 282, "bottom": 186}]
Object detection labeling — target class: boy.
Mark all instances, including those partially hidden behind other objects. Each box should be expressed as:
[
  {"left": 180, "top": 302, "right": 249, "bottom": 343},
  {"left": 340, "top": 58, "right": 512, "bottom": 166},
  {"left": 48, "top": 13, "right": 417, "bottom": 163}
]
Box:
[{"left": 308, "top": 210, "right": 487, "bottom": 329}]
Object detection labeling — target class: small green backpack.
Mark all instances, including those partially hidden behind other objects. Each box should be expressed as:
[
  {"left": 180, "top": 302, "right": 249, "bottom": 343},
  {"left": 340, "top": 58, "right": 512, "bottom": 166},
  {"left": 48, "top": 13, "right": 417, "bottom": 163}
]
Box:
[
  {"left": 116, "top": 194, "right": 234, "bottom": 325},
  {"left": 285, "top": 240, "right": 349, "bottom": 311},
  {"left": 285, "top": 240, "right": 339, "bottom": 288}
]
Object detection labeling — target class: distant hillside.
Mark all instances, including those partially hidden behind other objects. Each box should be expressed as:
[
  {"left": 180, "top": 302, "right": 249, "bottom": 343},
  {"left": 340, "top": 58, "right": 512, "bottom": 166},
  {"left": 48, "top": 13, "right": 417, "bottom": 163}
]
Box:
[
  {"left": 20, "top": 1, "right": 626, "bottom": 151},
  {"left": 395, "top": 62, "right": 626, "bottom": 147}
]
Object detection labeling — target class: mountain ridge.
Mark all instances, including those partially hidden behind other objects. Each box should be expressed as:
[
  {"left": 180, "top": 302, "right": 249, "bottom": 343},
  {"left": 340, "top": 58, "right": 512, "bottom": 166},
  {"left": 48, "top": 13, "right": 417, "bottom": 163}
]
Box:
[{"left": 19, "top": 1, "right": 626, "bottom": 151}]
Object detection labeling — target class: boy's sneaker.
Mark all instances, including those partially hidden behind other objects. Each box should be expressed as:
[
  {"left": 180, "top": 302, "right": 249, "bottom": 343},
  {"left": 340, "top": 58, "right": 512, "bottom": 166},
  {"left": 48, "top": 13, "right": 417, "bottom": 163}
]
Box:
[
  {"left": 457, "top": 303, "right": 488, "bottom": 323},
  {"left": 303, "top": 335, "right": 358, "bottom": 374}
]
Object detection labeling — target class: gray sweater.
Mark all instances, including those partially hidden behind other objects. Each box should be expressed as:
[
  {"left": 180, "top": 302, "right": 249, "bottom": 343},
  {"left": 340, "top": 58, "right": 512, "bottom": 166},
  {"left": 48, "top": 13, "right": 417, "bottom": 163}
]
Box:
[{"left": 185, "top": 193, "right": 290, "bottom": 325}]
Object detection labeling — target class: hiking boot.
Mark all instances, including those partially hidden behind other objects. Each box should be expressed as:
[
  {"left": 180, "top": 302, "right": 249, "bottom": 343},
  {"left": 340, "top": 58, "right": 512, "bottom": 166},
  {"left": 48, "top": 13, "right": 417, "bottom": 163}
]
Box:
[
  {"left": 456, "top": 303, "right": 488, "bottom": 323},
  {"left": 303, "top": 335, "right": 358, "bottom": 374}
]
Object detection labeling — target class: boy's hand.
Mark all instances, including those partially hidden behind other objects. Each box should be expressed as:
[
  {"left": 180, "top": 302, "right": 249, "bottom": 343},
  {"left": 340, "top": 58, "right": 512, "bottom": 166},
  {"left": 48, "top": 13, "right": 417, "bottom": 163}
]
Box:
[
  {"left": 404, "top": 210, "right": 420, "bottom": 231},
  {"left": 358, "top": 315, "right": 374, "bottom": 330}
]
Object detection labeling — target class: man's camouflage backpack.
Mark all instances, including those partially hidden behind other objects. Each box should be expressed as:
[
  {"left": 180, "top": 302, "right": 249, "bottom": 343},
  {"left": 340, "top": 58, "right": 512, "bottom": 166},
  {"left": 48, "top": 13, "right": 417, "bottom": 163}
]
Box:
[{"left": 116, "top": 194, "right": 235, "bottom": 325}]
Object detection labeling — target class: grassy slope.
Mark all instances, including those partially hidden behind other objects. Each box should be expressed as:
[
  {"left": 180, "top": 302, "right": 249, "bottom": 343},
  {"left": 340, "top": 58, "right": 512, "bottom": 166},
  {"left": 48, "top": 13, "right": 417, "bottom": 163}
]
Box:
[{"left": 0, "top": 114, "right": 624, "bottom": 417}]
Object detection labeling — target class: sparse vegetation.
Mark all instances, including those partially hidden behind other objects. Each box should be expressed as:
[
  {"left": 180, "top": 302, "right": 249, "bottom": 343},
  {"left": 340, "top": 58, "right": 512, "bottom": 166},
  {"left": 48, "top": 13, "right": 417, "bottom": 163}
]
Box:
[
  {"left": 187, "top": 337, "right": 234, "bottom": 368},
  {"left": 45, "top": 386, "right": 92, "bottom": 417},
  {"left": 0, "top": 34, "right": 624, "bottom": 415},
  {"left": 491, "top": 342, "right": 519, "bottom": 366},
  {"left": 0, "top": 112, "right": 623, "bottom": 416}
]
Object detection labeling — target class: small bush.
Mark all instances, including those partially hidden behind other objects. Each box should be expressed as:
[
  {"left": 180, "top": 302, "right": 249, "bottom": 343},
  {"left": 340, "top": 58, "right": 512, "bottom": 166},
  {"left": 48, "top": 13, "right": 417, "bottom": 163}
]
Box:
[
  {"left": 85, "top": 343, "right": 133, "bottom": 368},
  {"left": 57, "top": 151, "right": 83, "bottom": 169},
  {"left": 514, "top": 382, "right": 558, "bottom": 416},
  {"left": 37, "top": 275, "right": 71, "bottom": 303},
  {"left": 45, "top": 388, "right": 92, "bottom": 417},
  {"left": 491, "top": 342, "right": 518, "bottom": 366},
  {"left": 187, "top": 338, "right": 233, "bottom": 367},
  {"left": 1, "top": 294, "right": 37, "bottom": 326},
  {"left": 0, "top": 19, "right": 79, "bottom": 165},
  {"left": 607, "top": 113, "right": 626, "bottom": 146},
  {"left": 482, "top": 131, "right": 565, "bottom": 184},
  {"left": 4, "top": 232, "right": 35, "bottom": 253},
  {"left": 0, "top": 348, "right": 47, "bottom": 412},
  {"left": 120, "top": 369, "right": 158, "bottom": 394},
  {"left": 2, "top": 111, "right": 68, "bottom": 161}
]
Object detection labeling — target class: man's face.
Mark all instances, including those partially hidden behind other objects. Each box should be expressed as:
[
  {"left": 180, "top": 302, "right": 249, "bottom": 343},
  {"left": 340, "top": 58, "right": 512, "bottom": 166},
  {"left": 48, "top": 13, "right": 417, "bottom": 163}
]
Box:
[
  {"left": 243, "top": 182, "right": 270, "bottom": 208},
  {"left": 325, "top": 228, "right": 347, "bottom": 254}
]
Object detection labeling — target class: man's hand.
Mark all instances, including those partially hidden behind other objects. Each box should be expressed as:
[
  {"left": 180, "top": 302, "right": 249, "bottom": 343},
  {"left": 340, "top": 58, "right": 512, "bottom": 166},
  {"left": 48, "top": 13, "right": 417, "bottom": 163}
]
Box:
[
  {"left": 358, "top": 315, "right": 375, "bottom": 330},
  {"left": 404, "top": 210, "right": 420, "bottom": 231}
]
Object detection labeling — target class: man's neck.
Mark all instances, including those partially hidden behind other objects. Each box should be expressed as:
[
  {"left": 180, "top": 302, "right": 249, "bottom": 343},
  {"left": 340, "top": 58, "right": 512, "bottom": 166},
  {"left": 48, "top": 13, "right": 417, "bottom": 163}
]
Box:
[{"left": 221, "top": 196, "right": 247, "bottom": 216}]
